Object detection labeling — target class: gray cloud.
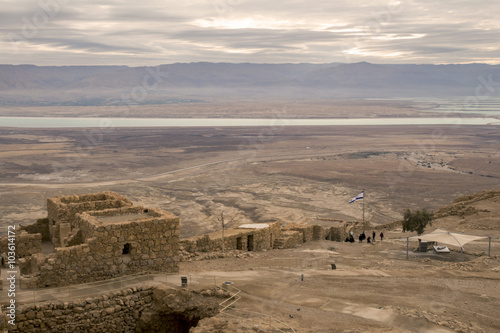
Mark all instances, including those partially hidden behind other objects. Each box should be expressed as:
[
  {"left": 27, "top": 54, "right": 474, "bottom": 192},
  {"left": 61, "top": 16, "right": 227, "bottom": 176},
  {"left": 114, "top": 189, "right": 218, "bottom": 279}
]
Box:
[
  {"left": 30, "top": 37, "right": 147, "bottom": 53},
  {"left": 0, "top": 0, "right": 498, "bottom": 65}
]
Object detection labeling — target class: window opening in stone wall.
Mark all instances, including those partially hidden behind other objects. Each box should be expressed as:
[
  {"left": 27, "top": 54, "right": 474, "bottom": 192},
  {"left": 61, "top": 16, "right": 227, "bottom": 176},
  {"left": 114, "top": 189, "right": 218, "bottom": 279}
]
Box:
[
  {"left": 122, "top": 243, "right": 132, "bottom": 255},
  {"left": 236, "top": 237, "right": 242, "bottom": 250}
]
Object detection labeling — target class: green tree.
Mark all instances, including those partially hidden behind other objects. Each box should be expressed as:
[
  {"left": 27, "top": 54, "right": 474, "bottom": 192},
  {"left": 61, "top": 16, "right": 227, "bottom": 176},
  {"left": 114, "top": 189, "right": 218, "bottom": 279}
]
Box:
[{"left": 402, "top": 208, "right": 433, "bottom": 234}]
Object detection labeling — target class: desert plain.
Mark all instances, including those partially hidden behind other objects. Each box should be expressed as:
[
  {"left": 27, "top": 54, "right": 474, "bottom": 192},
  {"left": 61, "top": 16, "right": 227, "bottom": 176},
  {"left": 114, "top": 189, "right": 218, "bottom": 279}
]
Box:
[{"left": 1, "top": 99, "right": 500, "bottom": 332}]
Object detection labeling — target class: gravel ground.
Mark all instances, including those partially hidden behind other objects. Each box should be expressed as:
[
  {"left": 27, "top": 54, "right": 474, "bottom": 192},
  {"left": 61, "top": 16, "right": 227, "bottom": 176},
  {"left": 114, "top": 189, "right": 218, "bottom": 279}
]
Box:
[{"left": 182, "top": 230, "right": 500, "bottom": 332}]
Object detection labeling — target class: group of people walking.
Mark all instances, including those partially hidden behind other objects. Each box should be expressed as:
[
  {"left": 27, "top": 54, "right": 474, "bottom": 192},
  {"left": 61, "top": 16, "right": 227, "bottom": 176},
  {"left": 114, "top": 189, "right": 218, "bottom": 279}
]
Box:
[{"left": 345, "top": 231, "right": 384, "bottom": 244}]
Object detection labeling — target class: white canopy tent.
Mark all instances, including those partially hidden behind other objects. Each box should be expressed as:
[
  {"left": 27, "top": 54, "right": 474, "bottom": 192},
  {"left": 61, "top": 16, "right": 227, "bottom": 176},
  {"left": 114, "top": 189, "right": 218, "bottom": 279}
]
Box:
[{"left": 405, "top": 228, "right": 490, "bottom": 260}]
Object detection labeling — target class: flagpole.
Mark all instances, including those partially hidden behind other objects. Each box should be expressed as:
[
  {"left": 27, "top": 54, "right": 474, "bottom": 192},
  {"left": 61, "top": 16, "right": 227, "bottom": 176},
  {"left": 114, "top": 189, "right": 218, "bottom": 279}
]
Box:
[{"left": 362, "top": 189, "right": 365, "bottom": 233}]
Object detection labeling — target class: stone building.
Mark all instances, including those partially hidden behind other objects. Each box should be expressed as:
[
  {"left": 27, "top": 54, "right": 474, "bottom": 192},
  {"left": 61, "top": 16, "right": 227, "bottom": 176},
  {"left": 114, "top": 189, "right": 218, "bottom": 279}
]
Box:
[
  {"left": 180, "top": 219, "right": 351, "bottom": 253},
  {"left": 181, "top": 222, "right": 282, "bottom": 253},
  {"left": 0, "top": 192, "right": 180, "bottom": 289},
  {"left": 46, "top": 192, "right": 133, "bottom": 247},
  {"left": 286, "top": 220, "right": 351, "bottom": 243},
  {"left": 0, "top": 191, "right": 358, "bottom": 289}
]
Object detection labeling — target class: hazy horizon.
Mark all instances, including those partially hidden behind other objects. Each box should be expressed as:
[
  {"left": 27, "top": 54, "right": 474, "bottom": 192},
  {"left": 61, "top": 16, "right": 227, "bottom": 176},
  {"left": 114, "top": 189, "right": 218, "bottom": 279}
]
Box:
[{"left": 2, "top": 61, "right": 500, "bottom": 67}]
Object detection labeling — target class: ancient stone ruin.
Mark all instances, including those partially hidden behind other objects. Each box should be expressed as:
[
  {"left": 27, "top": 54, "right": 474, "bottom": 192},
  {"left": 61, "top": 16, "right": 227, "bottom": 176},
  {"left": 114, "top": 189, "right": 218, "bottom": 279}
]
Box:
[
  {"left": 0, "top": 191, "right": 356, "bottom": 290},
  {"left": 0, "top": 191, "right": 359, "bottom": 332},
  {"left": 180, "top": 220, "right": 352, "bottom": 254},
  {"left": 47, "top": 192, "right": 134, "bottom": 248},
  {"left": 1, "top": 192, "right": 180, "bottom": 289},
  {"left": 4, "top": 286, "right": 219, "bottom": 333}
]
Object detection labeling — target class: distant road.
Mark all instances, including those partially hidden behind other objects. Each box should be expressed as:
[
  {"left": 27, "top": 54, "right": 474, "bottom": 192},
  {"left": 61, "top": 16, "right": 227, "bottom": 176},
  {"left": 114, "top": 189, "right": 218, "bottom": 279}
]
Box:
[
  {"left": 0, "top": 158, "right": 246, "bottom": 188},
  {"left": 0, "top": 152, "right": 336, "bottom": 189}
]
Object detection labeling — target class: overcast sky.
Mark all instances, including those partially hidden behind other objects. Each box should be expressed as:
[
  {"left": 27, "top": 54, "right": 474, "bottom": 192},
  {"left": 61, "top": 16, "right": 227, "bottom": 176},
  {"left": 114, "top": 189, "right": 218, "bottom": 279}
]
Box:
[{"left": 1, "top": 0, "right": 499, "bottom": 66}]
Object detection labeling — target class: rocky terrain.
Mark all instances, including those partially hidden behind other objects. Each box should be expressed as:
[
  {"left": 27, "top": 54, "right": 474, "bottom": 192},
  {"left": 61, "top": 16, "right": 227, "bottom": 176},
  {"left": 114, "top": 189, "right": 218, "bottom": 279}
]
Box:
[
  {"left": 1, "top": 190, "right": 498, "bottom": 332},
  {"left": 1, "top": 123, "right": 499, "bottom": 238}
]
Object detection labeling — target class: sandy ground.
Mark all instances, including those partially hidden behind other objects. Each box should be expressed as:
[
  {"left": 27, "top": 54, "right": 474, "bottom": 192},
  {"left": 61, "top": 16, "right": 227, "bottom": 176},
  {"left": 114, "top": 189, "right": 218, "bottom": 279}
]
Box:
[
  {"left": 181, "top": 237, "right": 500, "bottom": 332},
  {"left": 0, "top": 99, "right": 439, "bottom": 119},
  {"left": 1, "top": 124, "right": 499, "bottom": 238},
  {"left": 186, "top": 194, "right": 500, "bottom": 332},
  {"left": 0, "top": 99, "right": 499, "bottom": 332},
  {"left": 9, "top": 215, "right": 499, "bottom": 333}
]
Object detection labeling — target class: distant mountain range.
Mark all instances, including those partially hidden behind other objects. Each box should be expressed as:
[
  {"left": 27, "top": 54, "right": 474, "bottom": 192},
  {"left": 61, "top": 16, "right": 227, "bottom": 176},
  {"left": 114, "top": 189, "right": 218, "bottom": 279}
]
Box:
[{"left": 0, "top": 62, "right": 499, "bottom": 105}]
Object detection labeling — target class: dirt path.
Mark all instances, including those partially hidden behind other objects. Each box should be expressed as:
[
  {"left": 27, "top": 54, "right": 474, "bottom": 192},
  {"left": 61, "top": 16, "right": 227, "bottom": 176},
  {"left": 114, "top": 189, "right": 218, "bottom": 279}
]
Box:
[{"left": 6, "top": 234, "right": 500, "bottom": 332}]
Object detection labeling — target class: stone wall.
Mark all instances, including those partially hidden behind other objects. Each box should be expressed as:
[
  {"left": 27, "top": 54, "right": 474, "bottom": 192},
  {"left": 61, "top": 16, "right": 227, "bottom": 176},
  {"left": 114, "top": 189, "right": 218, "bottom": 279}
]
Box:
[
  {"left": 0, "top": 231, "right": 42, "bottom": 265},
  {"left": 20, "top": 206, "right": 180, "bottom": 288},
  {"left": 326, "top": 224, "right": 349, "bottom": 242},
  {"left": 182, "top": 221, "right": 352, "bottom": 253},
  {"left": 242, "top": 221, "right": 281, "bottom": 252},
  {"left": 313, "top": 225, "right": 324, "bottom": 240},
  {"left": 47, "top": 192, "right": 133, "bottom": 247},
  {"left": 274, "top": 230, "right": 303, "bottom": 249},
  {"left": 288, "top": 225, "right": 316, "bottom": 242},
  {"left": 273, "top": 222, "right": 351, "bottom": 249},
  {"left": 313, "top": 222, "right": 349, "bottom": 242},
  {"left": 19, "top": 218, "right": 50, "bottom": 242},
  {"left": 182, "top": 235, "right": 213, "bottom": 253},
  {"left": 5, "top": 286, "right": 219, "bottom": 333},
  {"left": 135, "top": 287, "right": 219, "bottom": 332},
  {"left": 8, "top": 287, "right": 154, "bottom": 332},
  {"left": 181, "top": 222, "right": 281, "bottom": 253}
]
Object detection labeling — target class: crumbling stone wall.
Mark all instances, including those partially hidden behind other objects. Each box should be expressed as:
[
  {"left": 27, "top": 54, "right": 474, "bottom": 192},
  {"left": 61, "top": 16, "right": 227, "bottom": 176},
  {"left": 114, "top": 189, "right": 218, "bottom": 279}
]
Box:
[
  {"left": 288, "top": 225, "right": 316, "bottom": 242},
  {"left": 274, "top": 230, "right": 303, "bottom": 249},
  {"left": 0, "top": 231, "right": 42, "bottom": 263},
  {"left": 19, "top": 218, "right": 50, "bottom": 242},
  {"left": 285, "top": 221, "right": 348, "bottom": 242},
  {"left": 136, "top": 287, "right": 219, "bottom": 332},
  {"left": 6, "top": 286, "right": 219, "bottom": 333},
  {"left": 18, "top": 253, "right": 45, "bottom": 276},
  {"left": 181, "top": 222, "right": 281, "bottom": 253},
  {"left": 0, "top": 310, "right": 7, "bottom": 332},
  {"left": 47, "top": 192, "right": 133, "bottom": 247},
  {"left": 326, "top": 223, "right": 348, "bottom": 241},
  {"left": 313, "top": 225, "right": 324, "bottom": 240},
  {"left": 241, "top": 222, "right": 281, "bottom": 251},
  {"left": 275, "top": 222, "right": 349, "bottom": 249},
  {"left": 182, "top": 221, "right": 351, "bottom": 253},
  {"left": 182, "top": 235, "right": 213, "bottom": 253},
  {"left": 47, "top": 192, "right": 133, "bottom": 226},
  {"left": 7, "top": 287, "right": 154, "bottom": 332},
  {"left": 20, "top": 206, "right": 179, "bottom": 288}
]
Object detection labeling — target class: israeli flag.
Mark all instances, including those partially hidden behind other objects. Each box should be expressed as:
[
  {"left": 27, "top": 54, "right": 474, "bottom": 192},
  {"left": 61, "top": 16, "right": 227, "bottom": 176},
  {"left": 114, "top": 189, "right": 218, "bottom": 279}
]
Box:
[{"left": 349, "top": 191, "right": 364, "bottom": 203}]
